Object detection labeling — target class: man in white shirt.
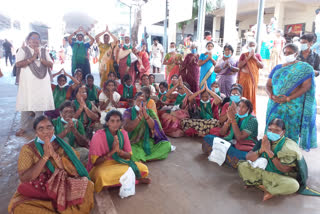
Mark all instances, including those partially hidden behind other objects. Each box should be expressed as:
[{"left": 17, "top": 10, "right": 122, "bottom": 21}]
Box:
[{"left": 150, "top": 38, "right": 164, "bottom": 73}]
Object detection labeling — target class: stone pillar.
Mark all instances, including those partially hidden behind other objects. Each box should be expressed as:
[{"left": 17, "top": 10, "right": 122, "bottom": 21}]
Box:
[
  {"left": 274, "top": 1, "right": 285, "bottom": 31},
  {"left": 223, "top": 0, "right": 238, "bottom": 48}
]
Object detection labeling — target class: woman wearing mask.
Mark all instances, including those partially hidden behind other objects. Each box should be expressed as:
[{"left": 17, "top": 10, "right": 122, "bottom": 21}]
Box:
[
  {"left": 238, "top": 40, "right": 264, "bottom": 113},
  {"left": 238, "top": 118, "right": 320, "bottom": 201},
  {"left": 199, "top": 42, "right": 218, "bottom": 89},
  {"left": 159, "top": 77, "right": 191, "bottom": 137},
  {"left": 163, "top": 42, "right": 183, "bottom": 84},
  {"left": 118, "top": 36, "right": 133, "bottom": 79},
  {"left": 180, "top": 44, "right": 200, "bottom": 92},
  {"left": 181, "top": 83, "right": 222, "bottom": 137},
  {"left": 266, "top": 44, "right": 317, "bottom": 151},
  {"left": 214, "top": 44, "right": 239, "bottom": 97},
  {"left": 203, "top": 99, "right": 258, "bottom": 168}
]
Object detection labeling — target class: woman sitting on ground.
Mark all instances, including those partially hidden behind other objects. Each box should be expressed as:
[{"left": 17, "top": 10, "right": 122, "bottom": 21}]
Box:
[
  {"left": 52, "top": 100, "right": 89, "bottom": 164},
  {"left": 45, "top": 69, "right": 80, "bottom": 119},
  {"left": 159, "top": 77, "right": 191, "bottom": 137},
  {"left": 202, "top": 99, "right": 258, "bottom": 168},
  {"left": 238, "top": 118, "right": 315, "bottom": 201},
  {"left": 181, "top": 83, "right": 222, "bottom": 137},
  {"left": 73, "top": 85, "right": 99, "bottom": 138},
  {"left": 141, "top": 86, "right": 158, "bottom": 115},
  {"left": 117, "top": 74, "right": 137, "bottom": 108},
  {"left": 149, "top": 74, "right": 159, "bottom": 93},
  {"left": 8, "top": 115, "right": 94, "bottom": 214},
  {"left": 139, "top": 74, "right": 156, "bottom": 97},
  {"left": 123, "top": 92, "right": 172, "bottom": 162},
  {"left": 99, "top": 80, "right": 126, "bottom": 124},
  {"left": 86, "top": 74, "right": 101, "bottom": 105},
  {"left": 169, "top": 74, "right": 179, "bottom": 89},
  {"left": 87, "top": 110, "right": 151, "bottom": 192},
  {"left": 107, "top": 71, "right": 120, "bottom": 88}
]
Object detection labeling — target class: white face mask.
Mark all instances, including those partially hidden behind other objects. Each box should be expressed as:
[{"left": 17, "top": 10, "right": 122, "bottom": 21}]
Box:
[
  {"left": 284, "top": 53, "right": 297, "bottom": 63},
  {"left": 300, "top": 43, "right": 309, "bottom": 51},
  {"left": 135, "top": 105, "right": 140, "bottom": 111},
  {"left": 248, "top": 47, "right": 256, "bottom": 52},
  {"left": 168, "top": 48, "right": 175, "bottom": 53},
  {"left": 206, "top": 48, "right": 213, "bottom": 53}
]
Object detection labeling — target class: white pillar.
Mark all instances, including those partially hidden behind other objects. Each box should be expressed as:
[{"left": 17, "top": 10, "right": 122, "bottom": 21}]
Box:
[
  {"left": 168, "top": 1, "right": 176, "bottom": 46},
  {"left": 223, "top": 0, "right": 238, "bottom": 48},
  {"left": 274, "top": 1, "right": 285, "bottom": 31}
]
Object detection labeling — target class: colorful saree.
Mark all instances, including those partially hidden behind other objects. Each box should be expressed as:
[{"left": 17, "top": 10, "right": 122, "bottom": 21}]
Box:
[
  {"left": 238, "top": 53, "right": 262, "bottom": 113},
  {"left": 215, "top": 57, "right": 238, "bottom": 97},
  {"left": 137, "top": 51, "right": 150, "bottom": 80},
  {"left": 164, "top": 53, "right": 182, "bottom": 84},
  {"left": 203, "top": 114, "right": 258, "bottom": 168},
  {"left": 119, "top": 45, "right": 133, "bottom": 80},
  {"left": 99, "top": 44, "right": 115, "bottom": 88},
  {"left": 123, "top": 108, "right": 171, "bottom": 162},
  {"left": 199, "top": 53, "right": 218, "bottom": 89},
  {"left": 8, "top": 137, "right": 94, "bottom": 214},
  {"left": 159, "top": 94, "right": 189, "bottom": 138},
  {"left": 87, "top": 129, "right": 149, "bottom": 192},
  {"left": 180, "top": 53, "right": 200, "bottom": 92},
  {"left": 266, "top": 62, "right": 317, "bottom": 150},
  {"left": 181, "top": 99, "right": 220, "bottom": 137}
]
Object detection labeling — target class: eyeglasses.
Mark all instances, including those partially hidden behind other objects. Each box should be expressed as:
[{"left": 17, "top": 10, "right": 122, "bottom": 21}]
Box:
[
  {"left": 231, "top": 93, "right": 240, "bottom": 96},
  {"left": 36, "top": 125, "right": 54, "bottom": 132}
]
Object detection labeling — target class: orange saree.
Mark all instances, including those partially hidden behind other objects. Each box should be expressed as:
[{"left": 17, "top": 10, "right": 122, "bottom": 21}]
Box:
[{"left": 237, "top": 53, "right": 262, "bottom": 113}]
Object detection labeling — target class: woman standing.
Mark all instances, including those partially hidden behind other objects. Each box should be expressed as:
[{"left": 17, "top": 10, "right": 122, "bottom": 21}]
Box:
[
  {"left": 180, "top": 44, "right": 200, "bottom": 92},
  {"left": 266, "top": 44, "right": 317, "bottom": 150},
  {"left": 15, "top": 32, "right": 54, "bottom": 136},
  {"left": 199, "top": 42, "right": 218, "bottom": 89},
  {"left": 163, "top": 42, "right": 183, "bottom": 84},
  {"left": 238, "top": 41, "right": 264, "bottom": 113},
  {"left": 214, "top": 44, "right": 239, "bottom": 97}
]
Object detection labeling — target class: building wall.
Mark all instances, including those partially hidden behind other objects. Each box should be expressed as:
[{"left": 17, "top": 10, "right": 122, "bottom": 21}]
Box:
[{"left": 176, "top": 20, "right": 195, "bottom": 35}]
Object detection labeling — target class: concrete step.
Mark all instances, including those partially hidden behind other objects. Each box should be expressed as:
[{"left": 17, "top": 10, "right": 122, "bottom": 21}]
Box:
[{"left": 92, "top": 190, "right": 118, "bottom": 214}]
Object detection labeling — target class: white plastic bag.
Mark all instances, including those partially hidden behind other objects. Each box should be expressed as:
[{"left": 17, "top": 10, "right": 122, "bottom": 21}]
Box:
[
  {"left": 119, "top": 167, "right": 136, "bottom": 198},
  {"left": 247, "top": 157, "right": 268, "bottom": 170},
  {"left": 208, "top": 137, "right": 231, "bottom": 166}
]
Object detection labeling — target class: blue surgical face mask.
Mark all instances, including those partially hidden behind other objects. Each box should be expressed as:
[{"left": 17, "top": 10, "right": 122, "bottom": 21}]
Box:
[
  {"left": 191, "top": 48, "right": 197, "bottom": 54},
  {"left": 300, "top": 43, "right": 309, "bottom": 51},
  {"left": 159, "top": 90, "right": 167, "bottom": 95},
  {"left": 224, "top": 54, "right": 231, "bottom": 58},
  {"left": 37, "top": 135, "right": 56, "bottom": 144},
  {"left": 200, "top": 99, "right": 210, "bottom": 104},
  {"left": 230, "top": 95, "right": 240, "bottom": 103},
  {"left": 214, "top": 88, "right": 220, "bottom": 93},
  {"left": 125, "top": 83, "right": 132, "bottom": 88},
  {"left": 179, "top": 93, "right": 186, "bottom": 96},
  {"left": 76, "top": 40, "right": 84, "bottom": 44},
  {"left": 236, "top": 111, "right": 248, "bottom": 118},
  {"left": 267, "top": 131, "right": 282, "bottom": 142}
]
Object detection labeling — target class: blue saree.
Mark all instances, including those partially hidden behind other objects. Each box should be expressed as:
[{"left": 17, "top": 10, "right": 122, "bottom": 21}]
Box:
[
  {"left": 266, "top": 62, "right": 317, "bottom": 151},
  {"left": 199, "top": 53, "right": 218, "bottom": 89}
]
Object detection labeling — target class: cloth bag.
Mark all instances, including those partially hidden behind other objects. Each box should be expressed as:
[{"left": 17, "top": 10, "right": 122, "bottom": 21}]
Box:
[{"left": 119, "top": 167, "right": 136, "bottom": 198}]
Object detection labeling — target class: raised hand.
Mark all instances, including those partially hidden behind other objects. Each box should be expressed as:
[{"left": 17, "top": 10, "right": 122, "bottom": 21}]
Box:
[
  {"left": 112, "top": 135, "right": 120, "bottom": 153},
  {"left": 43, "top": 137, "right": 52, "bottom": 158},
  {"left": 106, "top": 25, "right": 109, "bottom": 32}
]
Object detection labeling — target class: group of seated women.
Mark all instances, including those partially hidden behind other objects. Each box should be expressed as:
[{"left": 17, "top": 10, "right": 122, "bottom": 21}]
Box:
[{"left": 9, "top": 65, "right": 319, "bottom": 213}]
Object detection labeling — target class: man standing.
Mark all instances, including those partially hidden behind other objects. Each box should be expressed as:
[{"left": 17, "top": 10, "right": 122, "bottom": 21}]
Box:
[
  {"left": 311, "top": 9, "right": 320, "bottom": 54},
  {"left": 298, "top": 34, "right": 320, "bottom": 77},
  {"left": 150, "top": 38, "right": 164, "bottom": 73},
  {"left": 68, "top": 27, "right": 94, "bottom": 79},
  {"left": 2, "top": 39, "right": 13, "bottom": 66}
]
